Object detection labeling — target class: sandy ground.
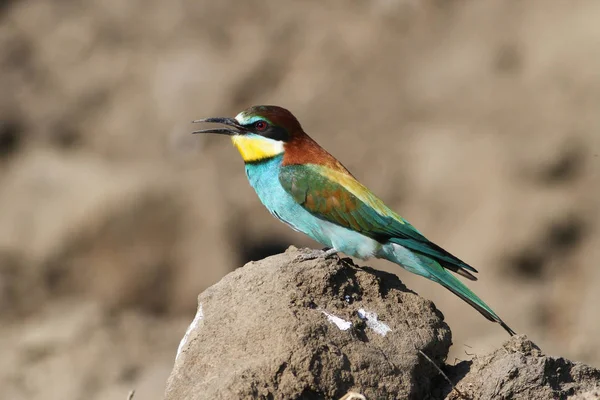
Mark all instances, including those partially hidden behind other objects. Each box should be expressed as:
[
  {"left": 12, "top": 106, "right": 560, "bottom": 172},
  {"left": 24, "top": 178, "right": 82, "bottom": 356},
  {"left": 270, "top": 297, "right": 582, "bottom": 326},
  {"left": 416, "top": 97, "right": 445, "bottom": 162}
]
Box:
[{"left": 1, "top": 1, "right": 599, "bottom": 399}]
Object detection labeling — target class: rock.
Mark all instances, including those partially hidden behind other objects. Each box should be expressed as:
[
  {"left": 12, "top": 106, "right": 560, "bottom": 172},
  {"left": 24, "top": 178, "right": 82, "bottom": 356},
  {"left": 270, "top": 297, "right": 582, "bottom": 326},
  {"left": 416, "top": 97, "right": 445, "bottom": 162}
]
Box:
[
  {"left": 166, "top": 247, "right": 452, "bottom": 400},
  {"left": 167, "top": 249, "right": 600, "bottom": 399},
  {"left": 444, "top": 335, "right": 600, "bottom": 400}
]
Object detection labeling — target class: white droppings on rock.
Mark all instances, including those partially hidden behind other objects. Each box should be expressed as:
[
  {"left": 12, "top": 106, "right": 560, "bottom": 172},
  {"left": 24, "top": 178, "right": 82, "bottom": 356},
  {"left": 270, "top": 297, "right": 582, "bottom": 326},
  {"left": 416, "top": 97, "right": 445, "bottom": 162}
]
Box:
[
  {"left": 177, "top": 304, "right": 204, "bottom": 359},
  {"left": 321, "top": 310, "right": 352, "bottom": 331},
  {"left": 357, "top": 308, "right": 391, "bottom": 336}
]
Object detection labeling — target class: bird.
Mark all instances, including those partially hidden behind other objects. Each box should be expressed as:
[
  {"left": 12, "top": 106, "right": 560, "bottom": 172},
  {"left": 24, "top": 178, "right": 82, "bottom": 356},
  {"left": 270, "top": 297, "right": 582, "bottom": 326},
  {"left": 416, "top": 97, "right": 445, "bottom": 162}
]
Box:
[{"left": 193, "top": 105, "right": 515, "bottom": 335}]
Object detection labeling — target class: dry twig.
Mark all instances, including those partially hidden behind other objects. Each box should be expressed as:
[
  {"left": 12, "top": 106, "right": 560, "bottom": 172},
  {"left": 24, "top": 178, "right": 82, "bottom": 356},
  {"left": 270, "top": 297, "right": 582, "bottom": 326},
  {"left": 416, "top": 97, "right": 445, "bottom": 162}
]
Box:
[{"left": 418, "top": 350, "right": 467, "bottom": 399}]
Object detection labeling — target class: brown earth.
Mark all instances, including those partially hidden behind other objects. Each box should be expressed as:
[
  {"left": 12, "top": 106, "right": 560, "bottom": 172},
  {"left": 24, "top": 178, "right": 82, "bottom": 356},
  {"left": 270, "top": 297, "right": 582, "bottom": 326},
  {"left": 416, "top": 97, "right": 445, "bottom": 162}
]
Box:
[
  {"left": 167, "top": 247, "right": 452, "bottom": 400},
  {"left": 168, "top": 248, "right": 600, "bottom": 399},
  {"left": 1, "top": 0, "right": 600, "bottom": 399},
  {"left": 444, "top": 335, "right": 600, "bottom": 400}
]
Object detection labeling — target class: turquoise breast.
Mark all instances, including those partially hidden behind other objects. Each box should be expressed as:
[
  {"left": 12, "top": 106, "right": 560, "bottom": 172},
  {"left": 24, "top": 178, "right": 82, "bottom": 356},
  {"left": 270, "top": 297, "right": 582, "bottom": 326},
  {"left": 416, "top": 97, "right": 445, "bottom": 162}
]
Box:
[{"left": 244, "top": 155, "right": 381, "bottom": 259}]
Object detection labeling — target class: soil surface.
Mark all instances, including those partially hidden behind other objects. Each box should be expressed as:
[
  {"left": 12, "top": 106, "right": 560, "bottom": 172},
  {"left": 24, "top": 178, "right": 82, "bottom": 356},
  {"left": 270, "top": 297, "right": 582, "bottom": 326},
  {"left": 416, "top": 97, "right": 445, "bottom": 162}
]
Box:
[{"left": 168, "top": 249, "right": 600, "bottom": 399}]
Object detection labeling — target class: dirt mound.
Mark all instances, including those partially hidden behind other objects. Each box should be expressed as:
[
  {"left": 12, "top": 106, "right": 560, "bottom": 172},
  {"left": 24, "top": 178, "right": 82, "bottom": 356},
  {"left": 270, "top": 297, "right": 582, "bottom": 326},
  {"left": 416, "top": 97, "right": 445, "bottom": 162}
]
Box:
[
  {"left": 167, "top": 249, "right": 600, "bottom": 399},
  {"left": 445, "top": 335, "right": 600, "bottom": 399},
  {"left": 167, "top": 247, "right": 452, "bottom": 399}
]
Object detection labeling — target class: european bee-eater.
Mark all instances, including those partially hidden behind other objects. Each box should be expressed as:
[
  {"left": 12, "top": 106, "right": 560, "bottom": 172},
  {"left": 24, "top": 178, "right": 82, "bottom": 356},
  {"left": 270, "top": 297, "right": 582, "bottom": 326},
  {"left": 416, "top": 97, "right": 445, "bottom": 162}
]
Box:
[{"left": 193, "top": 105, "right": 515, "bottom": 335}]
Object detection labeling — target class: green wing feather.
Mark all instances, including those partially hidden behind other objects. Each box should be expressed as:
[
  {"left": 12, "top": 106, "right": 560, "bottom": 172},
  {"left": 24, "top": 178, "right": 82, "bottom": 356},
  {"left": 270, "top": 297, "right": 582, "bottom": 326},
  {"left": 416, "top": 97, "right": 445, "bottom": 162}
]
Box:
[{"left": 279, "top": 164, "right": 478, "bottom": 278}]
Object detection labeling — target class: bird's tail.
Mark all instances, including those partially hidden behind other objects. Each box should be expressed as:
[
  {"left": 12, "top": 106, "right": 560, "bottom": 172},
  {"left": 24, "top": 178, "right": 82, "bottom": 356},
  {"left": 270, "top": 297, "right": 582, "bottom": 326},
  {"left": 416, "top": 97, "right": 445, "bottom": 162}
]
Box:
[
  {"left": 382, "top": 245, "right": 515, "bottom": 335},
  {"left": 427, "top": 260, "right": 516, "bottom": 336}
]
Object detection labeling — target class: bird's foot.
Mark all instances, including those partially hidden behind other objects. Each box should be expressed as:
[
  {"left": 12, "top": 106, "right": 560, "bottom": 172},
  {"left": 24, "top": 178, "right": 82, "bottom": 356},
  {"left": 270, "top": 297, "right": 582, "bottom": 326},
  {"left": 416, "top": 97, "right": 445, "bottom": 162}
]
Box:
[{"left": 295, "top": 247, "right": 338, "bottom": 262}]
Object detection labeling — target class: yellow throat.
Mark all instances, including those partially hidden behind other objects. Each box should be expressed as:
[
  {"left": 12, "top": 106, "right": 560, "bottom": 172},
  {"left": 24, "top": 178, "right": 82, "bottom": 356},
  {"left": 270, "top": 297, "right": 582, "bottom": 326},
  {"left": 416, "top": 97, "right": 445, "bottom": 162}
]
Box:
[{"left": 231, "top": 135, "right": 284, "bottom": 163}]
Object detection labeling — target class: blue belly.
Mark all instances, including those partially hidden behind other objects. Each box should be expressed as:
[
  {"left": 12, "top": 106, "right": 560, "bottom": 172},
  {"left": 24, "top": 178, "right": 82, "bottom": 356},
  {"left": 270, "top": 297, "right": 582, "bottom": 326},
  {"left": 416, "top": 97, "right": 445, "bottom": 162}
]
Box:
[{"left": 244, "top": 155, "right": 380, "bottom": 259}]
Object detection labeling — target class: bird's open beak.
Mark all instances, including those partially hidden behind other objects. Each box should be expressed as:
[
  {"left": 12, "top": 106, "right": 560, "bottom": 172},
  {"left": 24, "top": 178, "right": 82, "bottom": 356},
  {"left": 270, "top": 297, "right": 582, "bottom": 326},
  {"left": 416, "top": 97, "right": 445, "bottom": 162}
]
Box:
[{"left": 192, "top": 117, "right": 245, "bottom": 136}]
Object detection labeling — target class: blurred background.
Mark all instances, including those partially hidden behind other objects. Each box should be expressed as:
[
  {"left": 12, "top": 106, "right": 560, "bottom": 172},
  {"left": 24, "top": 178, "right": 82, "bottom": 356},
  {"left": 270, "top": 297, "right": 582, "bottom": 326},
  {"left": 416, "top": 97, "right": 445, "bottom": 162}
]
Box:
[{"left": 1, "top": 0, "right": 599, "bottom": 399}]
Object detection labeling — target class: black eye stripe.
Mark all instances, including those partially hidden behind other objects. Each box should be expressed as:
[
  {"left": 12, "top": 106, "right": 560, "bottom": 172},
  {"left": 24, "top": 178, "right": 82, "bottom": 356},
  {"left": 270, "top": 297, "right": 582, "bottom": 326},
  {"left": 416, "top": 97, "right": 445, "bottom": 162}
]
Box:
[
  {"left": 263, "top": 126, "right": 289, "bottom": 141},
  {"left": 243, "top": 122, "right": 289, "bottom": 142}
]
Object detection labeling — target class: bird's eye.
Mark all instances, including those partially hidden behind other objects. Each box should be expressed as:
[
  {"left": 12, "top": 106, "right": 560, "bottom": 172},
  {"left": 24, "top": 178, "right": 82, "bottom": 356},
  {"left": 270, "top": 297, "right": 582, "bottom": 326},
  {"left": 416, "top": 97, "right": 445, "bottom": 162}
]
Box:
[{"left": 254, "top": 120, "right": 267, "bottom": 131}]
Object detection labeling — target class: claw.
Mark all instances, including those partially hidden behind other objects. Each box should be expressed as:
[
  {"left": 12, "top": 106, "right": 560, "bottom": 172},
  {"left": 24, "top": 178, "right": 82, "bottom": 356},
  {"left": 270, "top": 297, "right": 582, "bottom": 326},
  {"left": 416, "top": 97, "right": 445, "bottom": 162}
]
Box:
[{"left": 295, "top": 248, "right": 338, "bottom": 262}]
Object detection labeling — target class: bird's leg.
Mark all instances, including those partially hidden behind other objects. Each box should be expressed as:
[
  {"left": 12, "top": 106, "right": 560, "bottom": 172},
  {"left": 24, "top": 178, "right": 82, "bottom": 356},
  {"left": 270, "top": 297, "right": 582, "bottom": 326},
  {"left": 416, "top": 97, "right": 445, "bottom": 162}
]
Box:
[
  {"left": 295, "top": 247, "right": 338, "bottom": 262},
  {"left": 321, "top": 247, "right": 339, "bottom": 258}
]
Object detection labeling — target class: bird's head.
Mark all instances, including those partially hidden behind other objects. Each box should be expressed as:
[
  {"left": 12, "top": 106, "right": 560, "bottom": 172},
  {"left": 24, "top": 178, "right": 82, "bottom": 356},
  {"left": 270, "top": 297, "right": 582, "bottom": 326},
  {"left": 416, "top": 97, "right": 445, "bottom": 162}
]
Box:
[{"left": 193, "top": 105, "right": 304, "bottom": 163}]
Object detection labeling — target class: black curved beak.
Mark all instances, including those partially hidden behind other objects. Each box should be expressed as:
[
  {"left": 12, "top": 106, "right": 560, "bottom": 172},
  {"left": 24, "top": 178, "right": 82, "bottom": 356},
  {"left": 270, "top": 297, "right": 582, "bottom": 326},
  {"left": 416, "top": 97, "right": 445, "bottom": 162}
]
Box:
[{"left": 192, "top": 117, "right": 245, "bottom": 136}]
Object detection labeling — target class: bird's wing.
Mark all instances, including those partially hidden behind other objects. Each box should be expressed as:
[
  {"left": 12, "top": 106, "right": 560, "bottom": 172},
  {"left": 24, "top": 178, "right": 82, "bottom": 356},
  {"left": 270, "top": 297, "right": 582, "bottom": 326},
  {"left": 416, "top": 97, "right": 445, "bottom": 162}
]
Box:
[{"left": 279, "top": 164, "right": 478, "bottom": 276}]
